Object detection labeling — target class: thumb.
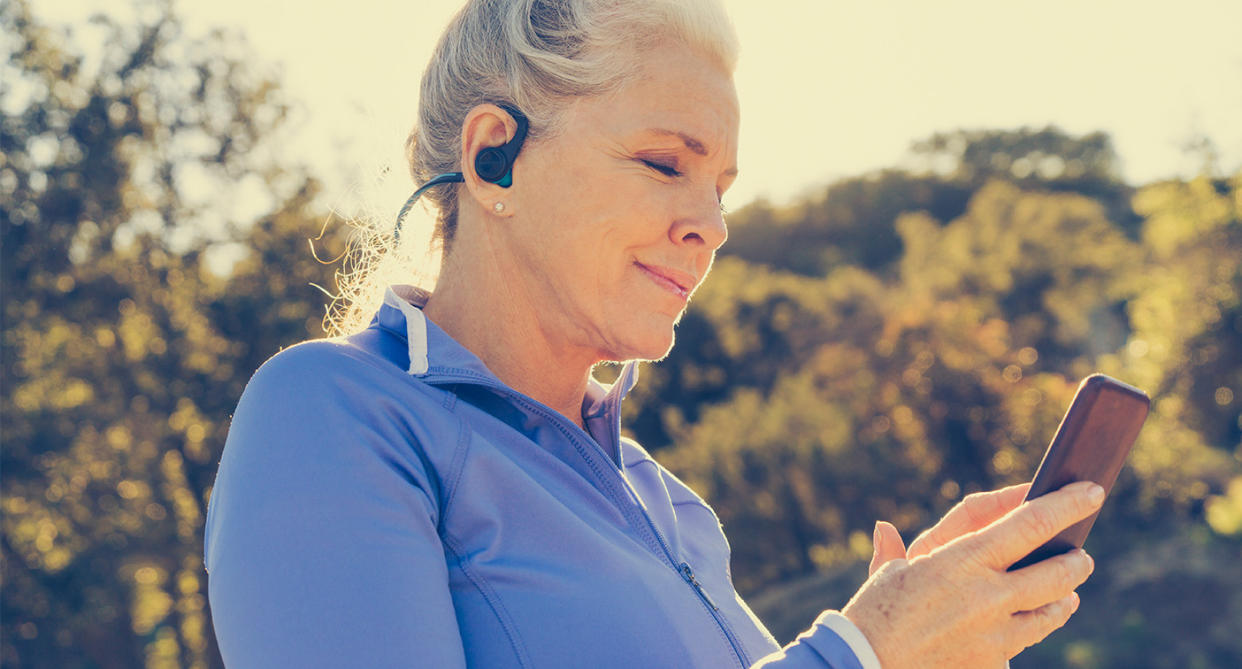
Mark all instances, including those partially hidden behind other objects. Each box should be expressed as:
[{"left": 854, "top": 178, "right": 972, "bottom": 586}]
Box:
[{"left": 869, "top": 520, "right": 908, "bottom": 576}]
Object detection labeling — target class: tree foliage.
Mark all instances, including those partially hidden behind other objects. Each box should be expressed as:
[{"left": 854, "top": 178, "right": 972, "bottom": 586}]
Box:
[{"left": 1, "top": 2, "right": 341, "bottom": 666}]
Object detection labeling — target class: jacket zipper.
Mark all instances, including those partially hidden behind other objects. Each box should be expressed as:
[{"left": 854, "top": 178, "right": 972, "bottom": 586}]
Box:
[
  {"left": 429, "top": 372, "right": 750, "bottom": 668},
  {"left": 681, "top": 562, "right": 718, "bottom": 611}
]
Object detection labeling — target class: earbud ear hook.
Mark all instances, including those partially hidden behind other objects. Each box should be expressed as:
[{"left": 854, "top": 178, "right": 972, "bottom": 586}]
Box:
[
  {"left": 473, "top": 104, "right": 529, "bottom": 186},
  {"left": 394, "top": 104, "right": 530, "bottom": 241}
]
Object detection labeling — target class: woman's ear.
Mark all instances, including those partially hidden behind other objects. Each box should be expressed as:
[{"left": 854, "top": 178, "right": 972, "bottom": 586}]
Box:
[{"left": 460, "top": 105, "right": 523, "bottom": 217}]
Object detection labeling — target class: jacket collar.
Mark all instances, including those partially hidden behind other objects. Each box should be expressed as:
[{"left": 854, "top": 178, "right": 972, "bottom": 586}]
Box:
[{"left": 374, "top": 284, "right": 640, "bottom": 415}]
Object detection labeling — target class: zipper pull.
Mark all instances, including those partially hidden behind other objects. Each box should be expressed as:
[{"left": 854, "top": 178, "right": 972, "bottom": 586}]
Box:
[{"left": 681, "top": 562, "right": 719, "bottom": 611}]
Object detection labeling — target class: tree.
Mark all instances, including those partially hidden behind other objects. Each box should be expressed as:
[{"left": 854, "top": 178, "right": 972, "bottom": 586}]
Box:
[
  {"left": 720, "top": 126, "right": 1139, "bottom": 283},
  {"left": 908, "top": 126, "right": 1138, "bottom": 234},
  {"left": 1, "top": 2, "right": 340, "bottom": 666},
  {"left": 721, "top": 172, "right": 974, "bottom": 276}
]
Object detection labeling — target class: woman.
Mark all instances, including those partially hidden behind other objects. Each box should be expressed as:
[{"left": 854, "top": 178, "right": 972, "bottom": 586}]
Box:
[{"left": 204, "top": 1, "right": 1102, "bottom": 666}]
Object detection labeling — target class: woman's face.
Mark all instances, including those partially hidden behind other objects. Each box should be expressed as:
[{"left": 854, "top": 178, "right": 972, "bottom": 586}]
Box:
[{"left": 505, "top": 39, "right": 740, "bottom": 363}]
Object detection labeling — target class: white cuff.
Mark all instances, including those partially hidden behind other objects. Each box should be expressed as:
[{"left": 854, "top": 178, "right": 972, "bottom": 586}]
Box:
[{"left": 816, "top": 611, "right": 883, "bottom": 669}]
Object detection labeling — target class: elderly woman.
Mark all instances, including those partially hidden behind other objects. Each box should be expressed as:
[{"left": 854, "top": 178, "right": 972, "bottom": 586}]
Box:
[{"left": 203, "top": 1, "right": 1103, "bottom": 667}]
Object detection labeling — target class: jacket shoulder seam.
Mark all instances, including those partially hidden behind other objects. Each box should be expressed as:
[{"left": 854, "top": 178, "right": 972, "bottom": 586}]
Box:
[{"left": 438, "top": 409, "right": 472, "bottom": 533}]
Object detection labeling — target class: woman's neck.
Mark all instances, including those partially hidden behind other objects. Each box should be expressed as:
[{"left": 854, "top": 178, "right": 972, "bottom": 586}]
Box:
[{"left": 422, "top": 228, "right": 598, "bottom": 431}]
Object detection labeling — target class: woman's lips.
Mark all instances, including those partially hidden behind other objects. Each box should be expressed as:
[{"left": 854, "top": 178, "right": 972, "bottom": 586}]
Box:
[{"left": 635, "top": 262, "right": 693, "bottom": 301}]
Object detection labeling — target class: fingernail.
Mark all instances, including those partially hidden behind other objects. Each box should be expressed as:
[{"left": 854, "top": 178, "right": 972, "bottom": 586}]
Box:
[
  {"left": 1083, "top": 550, "right": 1095, "bottom": 573},
  {"left": 873, "top": 522, "right": 883, "bottom": 552},
  {"left": 1085, "top": 483, "right": 1105, "bottom": 505},
  {"left": 1071, "top": 592, "right": 1081, "bottom": 612}
]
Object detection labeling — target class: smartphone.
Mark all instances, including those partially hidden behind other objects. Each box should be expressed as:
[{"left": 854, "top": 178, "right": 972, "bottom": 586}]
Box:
[{"left": 1008, "top": 374, "right": 1150, "bottom": 571}]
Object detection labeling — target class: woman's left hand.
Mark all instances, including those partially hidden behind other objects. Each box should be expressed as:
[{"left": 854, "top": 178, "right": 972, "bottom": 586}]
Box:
[{"left": 869, "top": 483, "right": 1032, "bottom": 575}]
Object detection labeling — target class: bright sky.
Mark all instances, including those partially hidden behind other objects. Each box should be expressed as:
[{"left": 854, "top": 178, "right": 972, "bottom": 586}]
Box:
[{"left": 39, "top": 0, "right": 1242, "bottom": 223}]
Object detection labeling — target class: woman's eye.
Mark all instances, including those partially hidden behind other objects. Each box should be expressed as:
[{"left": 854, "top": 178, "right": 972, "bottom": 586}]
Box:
[{"left": 641, "top": 159, "right": 681, "bottom": 178}]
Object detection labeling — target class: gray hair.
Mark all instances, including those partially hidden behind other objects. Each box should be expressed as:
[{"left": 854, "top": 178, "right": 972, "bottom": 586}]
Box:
[
  {"left": 409, "top": 0, "right": 739, "bottom": 246},
  {"left": 326, "top": 0, "right": 738, "bottom": 335}
]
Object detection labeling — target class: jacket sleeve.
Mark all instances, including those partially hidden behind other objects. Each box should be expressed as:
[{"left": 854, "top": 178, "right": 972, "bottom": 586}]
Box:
[
  {"left": 751, "top": 611, "right": 883, "bottom": 669},
  {"left": 203, "top": 344, "right": 466, "bottom": 668}
]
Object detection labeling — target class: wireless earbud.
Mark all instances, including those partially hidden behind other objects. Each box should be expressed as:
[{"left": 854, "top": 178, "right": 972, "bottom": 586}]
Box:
[
  {"left": 394, "top": 104, "right": 530, "bottom": 240},
  {"left": 474, "top": 104, "right": 528, "bottom": 187}
]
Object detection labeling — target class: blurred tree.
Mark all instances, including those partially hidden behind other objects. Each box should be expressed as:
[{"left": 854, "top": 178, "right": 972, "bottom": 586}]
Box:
[
  {"left": 1124, "top": 174, "right": 1241, "bottom": 464},
  {"left": 909, "top": 126, "right": 1139, "bottom": 234},
  {"left": 910, "top": 126, "right": 1120, "bottom": 187},
  {"left": 895, "top": 179, "right": 1140, "bottom": 371},
  {"left": 721, "top": 172, "right": 974, "bottom": 276},
  {"left": 1, "top": 2, "right": 340, "bottom": 666},
  {"left": 721, "top": 126, "right": 1139, "bottom": 283}
]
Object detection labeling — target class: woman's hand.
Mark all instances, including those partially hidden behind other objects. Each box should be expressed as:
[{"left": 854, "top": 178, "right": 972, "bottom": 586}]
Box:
[{"left": 844, "top": 481, "right": 1104, "bottom": 667}]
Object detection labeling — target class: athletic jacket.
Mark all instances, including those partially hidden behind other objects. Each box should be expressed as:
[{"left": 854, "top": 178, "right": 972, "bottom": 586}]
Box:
[{"left": 204, "top": 285, "right": 882, "bottom": 668}]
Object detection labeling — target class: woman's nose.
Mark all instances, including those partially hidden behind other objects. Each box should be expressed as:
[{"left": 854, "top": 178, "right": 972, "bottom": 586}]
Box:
[{"left": 669, "top": 192, "right": 728, "bottom": 251}]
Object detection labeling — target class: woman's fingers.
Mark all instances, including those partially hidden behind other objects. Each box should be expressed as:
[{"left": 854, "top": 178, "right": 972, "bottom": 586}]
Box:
[
  {"left": 844, "top": 482, "right": 1103, "bottom": 667},
  {"left": 907, "top": 483, "right": 1031, "bottom": 558},
  {"left": 1004, "top": 549, "right": 1094, "bottom": 612},
  {"left": 869, "top": 521, "right": 908, "bottom": 576},
  {"left": 1007, "top": 592, "right": 1081, "bottom": 657},
  {"left": 963, "top": 481, "right": 1104, "bottom": 569}
]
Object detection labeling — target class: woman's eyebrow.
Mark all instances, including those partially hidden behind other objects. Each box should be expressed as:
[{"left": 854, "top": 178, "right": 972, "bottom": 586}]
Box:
[{"left": 647, "top": 128, "right": 709, "bottom": 156}]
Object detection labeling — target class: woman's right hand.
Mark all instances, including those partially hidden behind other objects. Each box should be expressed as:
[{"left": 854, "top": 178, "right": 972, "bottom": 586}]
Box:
[{"left": 842, "top": 481, "right": 1105, "bottom": 667}]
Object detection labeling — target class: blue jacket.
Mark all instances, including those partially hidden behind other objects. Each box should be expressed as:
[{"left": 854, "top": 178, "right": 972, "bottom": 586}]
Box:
[{"left": 204, "top": 286, "right": 881, "bottom": 668}]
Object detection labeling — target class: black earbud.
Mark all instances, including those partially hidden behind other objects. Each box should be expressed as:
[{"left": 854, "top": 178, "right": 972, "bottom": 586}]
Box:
[
  {"left": 394, "top": 104, "right": 530, "bottom": 240},
  {"left": 474, "top": 104, "right": 529, "bottom": 187}
]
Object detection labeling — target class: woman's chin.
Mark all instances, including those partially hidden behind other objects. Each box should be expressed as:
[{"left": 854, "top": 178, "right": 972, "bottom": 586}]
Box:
[{"left": 612, "top": 322, "right": 678, "bottom": 362}]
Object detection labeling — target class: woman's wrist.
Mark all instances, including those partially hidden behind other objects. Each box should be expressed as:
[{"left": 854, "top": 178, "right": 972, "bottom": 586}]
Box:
[{"left": 815, "top": 611, "right": 884, "bottom": 669}]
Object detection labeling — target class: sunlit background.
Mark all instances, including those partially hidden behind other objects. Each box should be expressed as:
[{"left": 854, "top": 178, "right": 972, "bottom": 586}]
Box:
[
  {"left": 4, "top": 1, "right": 1242, "bottom": 667},
  {"left": 36, "top": 0, "right": 1242, "bottom": 216}
]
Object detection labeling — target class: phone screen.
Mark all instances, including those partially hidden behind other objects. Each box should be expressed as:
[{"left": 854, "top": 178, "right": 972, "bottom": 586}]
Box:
[{"left": 1008, "top": 374, "right": 1150, "bottom": 571}]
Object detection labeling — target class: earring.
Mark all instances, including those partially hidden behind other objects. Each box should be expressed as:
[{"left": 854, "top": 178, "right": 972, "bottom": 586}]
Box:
[{"left": 493, "top": 202, "right": 506, "bottom": 214}]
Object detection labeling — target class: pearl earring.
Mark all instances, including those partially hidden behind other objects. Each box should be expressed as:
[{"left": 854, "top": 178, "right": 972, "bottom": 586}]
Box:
[{"left": 493, "top": 202, "right": 506, "bottom": 214}]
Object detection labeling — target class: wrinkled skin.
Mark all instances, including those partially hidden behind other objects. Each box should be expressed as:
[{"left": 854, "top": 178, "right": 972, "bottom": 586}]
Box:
[{"left": 848, "top": 481, "right": 1103, "bottom": 667}]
